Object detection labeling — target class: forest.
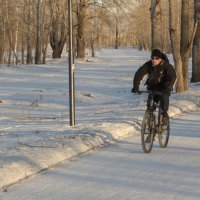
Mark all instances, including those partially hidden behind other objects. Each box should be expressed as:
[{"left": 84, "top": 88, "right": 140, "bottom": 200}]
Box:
[{"left": 0, "top": 0, "right": 199, "bottom": 92}]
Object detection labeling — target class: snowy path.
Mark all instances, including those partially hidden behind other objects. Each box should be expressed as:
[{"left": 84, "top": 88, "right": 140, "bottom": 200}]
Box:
[{"left": 1, "top": 109, "right": 200, "bottom": 200}]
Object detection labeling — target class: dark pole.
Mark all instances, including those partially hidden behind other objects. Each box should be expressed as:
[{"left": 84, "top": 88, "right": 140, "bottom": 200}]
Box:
[{"left": 68, "top": 0, "right": 75, "bottom": 126}]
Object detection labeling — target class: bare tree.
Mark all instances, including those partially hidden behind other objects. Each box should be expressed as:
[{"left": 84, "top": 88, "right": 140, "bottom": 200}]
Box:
[
  {"left": 35, "top": 0, "right": 42, "bottom": 64},
  {"left": 191, "top": 0, "right": 200, "bottom": 82},
  {"left": 25, "top": 1, "right": 33, "bottom": 64},
  {"left": 75, "top": 0, "right": 87, "bottom": 58},
  {"left": 0, "top": 0, "right": 6, "bottom": 63},
  {"left": 169, "top": 0, "right": 198, "bottom": 92},
  {"left": 132, "top": 0, "right": 151, "bottom": 50},
  {"left": 24, "top": 0, "right": 51, "bottom": 64},
  {"left": 41, "top": 1, "right": 50, "bottom": 64},
  {"left": 111, "top": 0, "right": 133, "bottom": 49},
  {"left": 49, "top": 0, "right": 67, "bottom": 59},
  {"left": 169, "top": 0, "right": 184, "bottom": 92},
  {"left": 88, "top": 1, "right": 98, "bottom": 57},
  {"left": 151, "top": 0, "right": 162, "bottom": 50},
  {"left": 4, "top": 0, "right": 18, "bottom": 65},
  {"left": 181, "top": 0, "right": 198, "bottom": 90},
  {"left": 180, "top": 0, "right": 190, "bottom": 90}
]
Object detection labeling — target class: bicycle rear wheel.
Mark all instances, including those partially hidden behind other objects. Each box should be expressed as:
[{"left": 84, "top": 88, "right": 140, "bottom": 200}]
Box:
[
  {"left": 158, "top": 118, "right": 170, "bottom": 148},
  {"left": 141, "top": 111, "right": 155, "bottom": 153}
]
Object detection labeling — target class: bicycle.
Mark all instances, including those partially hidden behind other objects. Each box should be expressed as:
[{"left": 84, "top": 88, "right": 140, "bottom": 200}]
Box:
[{"left": 139, "top": 91, "right": 170, "bottom": 153}]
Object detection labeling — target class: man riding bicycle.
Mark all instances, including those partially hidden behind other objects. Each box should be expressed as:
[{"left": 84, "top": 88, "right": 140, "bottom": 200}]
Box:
[{"left": 132, "top": 49, "right": 177, "bottom": 124}]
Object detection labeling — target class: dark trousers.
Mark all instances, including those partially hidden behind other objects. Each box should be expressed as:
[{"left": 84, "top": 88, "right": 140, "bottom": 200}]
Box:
[{"left": 147, "top": 93, "right": 169, "bottom": 117}]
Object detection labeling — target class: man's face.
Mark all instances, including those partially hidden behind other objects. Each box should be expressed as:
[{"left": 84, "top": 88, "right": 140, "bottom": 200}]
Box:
[{"left": 151, "top": 57, "right": 162, "bottom": 66}]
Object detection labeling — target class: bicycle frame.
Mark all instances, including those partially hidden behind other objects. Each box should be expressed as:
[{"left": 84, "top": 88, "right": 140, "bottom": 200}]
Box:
[
  {"left": 147, "top": 91, "right": 163, "bottom": 135},
  {"left": 139, "top": 90, "right": 170, "bottom": 153}
]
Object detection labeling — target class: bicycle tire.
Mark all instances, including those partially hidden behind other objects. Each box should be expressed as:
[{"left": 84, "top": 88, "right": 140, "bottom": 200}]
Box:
[
  {"left": 158, "top": 118, "right": 170, "bottom": 148},
  {"left": 141, "top": 111, "right": 155, "bottom": 153}
]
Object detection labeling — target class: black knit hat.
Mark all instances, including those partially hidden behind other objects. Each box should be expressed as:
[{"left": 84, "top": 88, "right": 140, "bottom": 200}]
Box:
[{"left": 151, "top": 49, "right": 162, "bottom": 58}]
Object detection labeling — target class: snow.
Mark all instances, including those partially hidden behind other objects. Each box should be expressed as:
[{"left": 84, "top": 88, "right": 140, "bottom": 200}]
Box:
[
  {"left": 0, "top": 47, "right": 200, "bottom": 191},
  {"left": 1, "top": 110, "right": 200, "bottom": 200}
]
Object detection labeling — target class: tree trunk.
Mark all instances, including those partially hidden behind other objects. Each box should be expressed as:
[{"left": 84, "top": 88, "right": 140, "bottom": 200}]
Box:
[
  {"left": 77, "top": 0, "right": 87, "bottom": 59},
  {"left": 49, "top": 1, "right": 66, "bottom": 59},
  {"left": 0, "top": 26, "right": 4, "bottom": 64},
  {"left": 169, "top": 0, "right": 184, "bottom": 93},
  {"left": 50, "top": 21, "right": 66, "bottom": 58},
  {"left": 42, "top": 29, "right": 49, "bottom": 64},
  {"left": 192, "top": 27, "right": 200, "bottom": 82},
  {"left": 14, "top": 21, "right": 19, "bottom": 65},
  {"left": 181, "top": 0, "right": 190, "bottom": 90},
  {"left": 91, "top": 32, "right": 95, "bottom": 57},
  {"left": 26, "top": 33, "right": 33, "bottom": 64},
  {"left": 151, "top": 0, "right": 162, "bottom": 50},
  {"left": 115, "top": 17, "right": 119, "bottom": 49},
  {"left": 21, "top": 31, "right": 25, "bottom": 64},
  {"left": 35, "top": 0, "right": 41, "bottom": 64},
  {"left": 42, "top": 34, "right": 49, "bottom": 64},
  {"left": 5, "top": 0, "right": 13, "bottom": 66},
  {"left": 191, "top": 0, "right": 200, "bottom": 82},
  {"left": 26, "top": 4, "right": 33, "bottom": 64},
  {"left": 180, "top": 0, "right": 198, "bottom": 90},
  {"left": 0, "top": 47, "right": 3, "bottom": 64}
]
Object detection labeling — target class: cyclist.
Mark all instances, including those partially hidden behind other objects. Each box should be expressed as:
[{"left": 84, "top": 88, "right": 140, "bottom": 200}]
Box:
[{"left": 132, "top": 49, "right": 177, "bottom": 124}]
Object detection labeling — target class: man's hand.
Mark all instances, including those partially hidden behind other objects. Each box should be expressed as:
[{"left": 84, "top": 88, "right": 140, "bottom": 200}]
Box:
[
  {"left": 163, "top": 87, "right": 173, "bottom": 94},
  {"left": 131, "top": 88, "right": 138, "bottom": 93}
]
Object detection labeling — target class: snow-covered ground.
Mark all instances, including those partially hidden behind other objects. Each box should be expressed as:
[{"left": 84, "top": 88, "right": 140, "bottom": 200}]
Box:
[
  {"left": 0, "top": 47, "right": 200, "bottom": 190},
  {"left": 1, "top": 110, "right": 200, "bottom": 200}
]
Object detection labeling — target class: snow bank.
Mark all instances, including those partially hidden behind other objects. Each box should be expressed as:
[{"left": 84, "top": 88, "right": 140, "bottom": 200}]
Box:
[{"left": 0, "top": 123, "right": 136, "bottom": 189}]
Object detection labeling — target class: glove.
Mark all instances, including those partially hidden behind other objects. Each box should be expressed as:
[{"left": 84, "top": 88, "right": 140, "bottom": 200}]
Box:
[{"left": 131, "top": 88, "right": 138, "bottom": 93}]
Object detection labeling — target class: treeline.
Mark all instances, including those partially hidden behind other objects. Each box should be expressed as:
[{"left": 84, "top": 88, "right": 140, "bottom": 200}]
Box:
[
  {"left": 0, "top": 0, "right": 199, "bottom": 92},
  {"left": 0, "top": 0, "right": 137, "bottom": 65}
]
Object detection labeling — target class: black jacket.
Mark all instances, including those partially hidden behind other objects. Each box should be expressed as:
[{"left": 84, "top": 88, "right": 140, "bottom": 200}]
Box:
[{"left": 133, "top": 59, "right": 177, "bottom": 93}]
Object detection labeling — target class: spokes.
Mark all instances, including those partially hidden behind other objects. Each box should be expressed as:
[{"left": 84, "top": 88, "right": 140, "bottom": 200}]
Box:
[
  {"left": 145, "top": 134, "right": 151, "bottom": 143},
  {"left": 141, "top": 113, "right": 155, "bottom": 153},
  {"left": 158, "top": 119, "right": 170, "bottom": 148}
]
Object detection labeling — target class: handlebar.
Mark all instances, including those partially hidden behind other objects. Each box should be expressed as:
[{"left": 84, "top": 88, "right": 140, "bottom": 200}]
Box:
[{"left": 136, "top": 91, "right": 163, "bottom": 96}]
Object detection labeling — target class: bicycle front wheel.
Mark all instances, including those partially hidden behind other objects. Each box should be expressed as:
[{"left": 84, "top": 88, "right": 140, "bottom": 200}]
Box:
[
  {"left": 159, "top": 118, "right": 170, "bottom": 148},
  {"left": 141, "top": 112, "right": 155, "bottom": 153}
]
